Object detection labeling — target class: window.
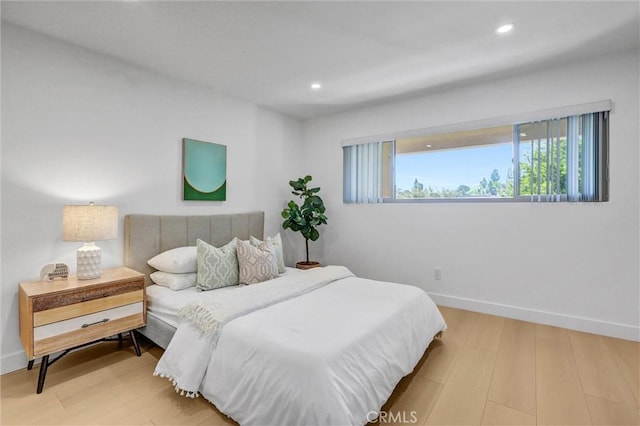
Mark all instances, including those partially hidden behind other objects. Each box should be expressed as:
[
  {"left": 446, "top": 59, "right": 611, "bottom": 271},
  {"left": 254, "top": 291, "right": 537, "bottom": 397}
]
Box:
[
  {"left": 395, "top": 125, "right": 514, "bottom": 199},
  {"left": 516, "top": 113, "right": 609, "bottom": 202},
  {"left": 343, "top": 103, "right": 609, "bottom": 203}
]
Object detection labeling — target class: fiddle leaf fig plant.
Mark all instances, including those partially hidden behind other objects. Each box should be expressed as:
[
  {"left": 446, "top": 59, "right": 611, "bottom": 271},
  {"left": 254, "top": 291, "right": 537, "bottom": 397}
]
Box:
[{"left": 281, "top": 175, "right": 328, "bottom": 265}]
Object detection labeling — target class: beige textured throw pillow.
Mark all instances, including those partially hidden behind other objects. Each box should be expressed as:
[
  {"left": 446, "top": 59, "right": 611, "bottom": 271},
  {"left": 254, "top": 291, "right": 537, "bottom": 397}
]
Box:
[
  {"left": 237, "top": 239, "right": 279, "bottom": 285},
  {"left": 250, "top": 233, "right": 286, "bottom": 273},
  {"left": 196, "top": 238, "right": 239, "bottom": 291}
]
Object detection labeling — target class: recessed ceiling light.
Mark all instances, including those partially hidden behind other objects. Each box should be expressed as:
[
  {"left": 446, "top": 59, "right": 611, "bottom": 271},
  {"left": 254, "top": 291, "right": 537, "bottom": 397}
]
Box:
[
  {"left": 310, "top": 82, "right": 322, "bottom": 90},
  {"left": 425, "top": 144, "right": 432, "bottom": 148},
  {"left": 495, "top": 23, "right": 514, "bottom": 34}
]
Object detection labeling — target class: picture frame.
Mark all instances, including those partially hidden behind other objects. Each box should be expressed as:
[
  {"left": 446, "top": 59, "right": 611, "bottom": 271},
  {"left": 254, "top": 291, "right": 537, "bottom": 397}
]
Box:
[{"left": 182, "top": 138, "right": 227, "bottom": 201}]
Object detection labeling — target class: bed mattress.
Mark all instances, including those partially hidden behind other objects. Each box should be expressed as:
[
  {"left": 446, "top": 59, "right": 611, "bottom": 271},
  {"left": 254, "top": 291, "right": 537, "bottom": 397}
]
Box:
[{"left": 146, "top": 285, "right": 199, "bottom": 329}]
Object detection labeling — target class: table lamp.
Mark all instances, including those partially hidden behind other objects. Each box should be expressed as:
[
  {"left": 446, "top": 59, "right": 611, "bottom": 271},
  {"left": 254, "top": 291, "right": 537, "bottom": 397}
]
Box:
[{"left": 63, "top": 202, "right": 118, "bottom": 279}]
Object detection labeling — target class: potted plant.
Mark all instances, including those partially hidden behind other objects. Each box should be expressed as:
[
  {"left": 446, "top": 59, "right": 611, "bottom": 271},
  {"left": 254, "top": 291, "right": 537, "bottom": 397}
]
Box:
[{"left": 281, "top": 175, "right": 328, "bottom": 269}]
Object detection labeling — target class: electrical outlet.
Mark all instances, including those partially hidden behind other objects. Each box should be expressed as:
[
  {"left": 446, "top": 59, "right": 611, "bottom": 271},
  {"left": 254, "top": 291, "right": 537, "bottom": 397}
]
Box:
[{"left": 434, "top": 267, "right": 442, "bottom": 280}]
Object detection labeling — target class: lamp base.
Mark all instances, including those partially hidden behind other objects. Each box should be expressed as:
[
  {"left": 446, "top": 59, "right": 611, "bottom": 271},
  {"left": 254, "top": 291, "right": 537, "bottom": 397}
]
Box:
[{"left": 77, "top": 242, "right": 102, "bottom": 280}]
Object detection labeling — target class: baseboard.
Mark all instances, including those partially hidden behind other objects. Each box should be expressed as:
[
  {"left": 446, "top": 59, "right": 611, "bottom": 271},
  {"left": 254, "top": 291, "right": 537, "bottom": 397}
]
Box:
[
  {"left": 1, "top": 350, "right": 29, "bottom": 375},
  {"left": 428, "top": 292, "right": 640, "bottom": 342}
]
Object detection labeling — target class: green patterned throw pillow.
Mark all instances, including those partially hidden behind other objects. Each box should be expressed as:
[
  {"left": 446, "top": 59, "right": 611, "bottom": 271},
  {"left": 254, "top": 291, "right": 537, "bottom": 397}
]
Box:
[
  {"left": 196, "top": 238, "right": 239, "bottom": 291},
  {"left": 250, "top": 233, "right": 286, "bottom": 273}
]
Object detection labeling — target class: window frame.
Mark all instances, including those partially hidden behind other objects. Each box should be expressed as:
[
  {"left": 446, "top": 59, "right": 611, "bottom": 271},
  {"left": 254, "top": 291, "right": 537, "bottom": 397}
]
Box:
[{"left": 343, "top": 100, "right": 611, "bottom": 204}]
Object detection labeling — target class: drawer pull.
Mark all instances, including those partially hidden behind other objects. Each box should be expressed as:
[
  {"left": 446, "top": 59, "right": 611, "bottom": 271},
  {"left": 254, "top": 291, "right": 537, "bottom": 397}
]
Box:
[
  {"left": 81, "top": 294, "right": 108, "bottom": 302},
  {"left": 81, "top": 318, "right": 110, "bottom": 328}
]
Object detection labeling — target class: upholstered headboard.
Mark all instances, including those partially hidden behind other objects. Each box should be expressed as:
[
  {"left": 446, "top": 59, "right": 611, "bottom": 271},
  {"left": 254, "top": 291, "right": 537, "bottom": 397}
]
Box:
[{"left": 124, "top": 212, "right": 264, "bottom": 284}]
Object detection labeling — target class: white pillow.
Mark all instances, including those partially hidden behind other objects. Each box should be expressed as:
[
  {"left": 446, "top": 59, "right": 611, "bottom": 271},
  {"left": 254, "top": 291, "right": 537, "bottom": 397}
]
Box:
[
  {"left": 250, "top": 233, "right": 286, "bottom": 273},
  {"left": 150, "top": 271, "right": 196, "bottom": 291},
  {"left": 237, "top": 239, "right": 279, "bottom": 285},
  {"left": 147, "top": 246, "right": 197, "bottom": 273}
]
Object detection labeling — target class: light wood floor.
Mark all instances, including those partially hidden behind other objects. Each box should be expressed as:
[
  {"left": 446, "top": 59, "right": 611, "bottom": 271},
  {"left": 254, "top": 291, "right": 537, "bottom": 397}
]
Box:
[{"left": 1, "top": 306, "right": 638, "bottom": 425}]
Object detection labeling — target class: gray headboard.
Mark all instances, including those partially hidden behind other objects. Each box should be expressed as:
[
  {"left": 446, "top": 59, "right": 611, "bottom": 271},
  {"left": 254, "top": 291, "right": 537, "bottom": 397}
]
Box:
[{"left": 124, "top": 212, "right": 264, "bottom": 284}]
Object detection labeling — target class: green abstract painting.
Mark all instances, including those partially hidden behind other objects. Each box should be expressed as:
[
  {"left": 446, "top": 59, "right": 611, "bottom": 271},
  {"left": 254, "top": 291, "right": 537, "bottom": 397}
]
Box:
[{"left": 183, "top": 138, "right": 227, "bottom": 201}]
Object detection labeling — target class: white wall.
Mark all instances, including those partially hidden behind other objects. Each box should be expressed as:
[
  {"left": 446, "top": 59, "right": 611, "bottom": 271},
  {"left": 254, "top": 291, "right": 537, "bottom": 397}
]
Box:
[
  {"left": 303, "top": 48, "right": 640, "bottom": 341},
  {"left": 0, "top": 24, "right": 303, "bottom": 373}
]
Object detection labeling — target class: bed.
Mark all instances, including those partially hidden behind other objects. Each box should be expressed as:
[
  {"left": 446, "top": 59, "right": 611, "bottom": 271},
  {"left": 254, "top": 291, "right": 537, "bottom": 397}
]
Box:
[
  {"left": 124, "top": 212, "right": 266, "bottom": 349},
  {"left": 124, "top": 212, "right": 447, "bottom": 426}
]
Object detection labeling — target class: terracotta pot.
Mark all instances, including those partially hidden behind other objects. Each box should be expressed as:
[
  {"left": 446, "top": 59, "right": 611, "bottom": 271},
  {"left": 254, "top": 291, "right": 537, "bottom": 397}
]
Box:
[{"left": 296, "top": 261, "right": 320, "bottom": 270}]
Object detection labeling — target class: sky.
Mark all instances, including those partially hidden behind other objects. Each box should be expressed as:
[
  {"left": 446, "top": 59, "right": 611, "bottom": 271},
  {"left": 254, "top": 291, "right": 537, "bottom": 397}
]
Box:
[{"left": 395, "top": 143, "right": 513, "bottom": 191}]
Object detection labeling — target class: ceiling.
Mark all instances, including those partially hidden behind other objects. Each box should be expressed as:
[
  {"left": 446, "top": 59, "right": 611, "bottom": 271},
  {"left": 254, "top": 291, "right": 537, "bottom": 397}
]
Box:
[
  {"left": 396, "top": 125, "right": 514, "bottom": 155},
  {"left": 2, "top": 1, "right": 639, "bottom": 120}
]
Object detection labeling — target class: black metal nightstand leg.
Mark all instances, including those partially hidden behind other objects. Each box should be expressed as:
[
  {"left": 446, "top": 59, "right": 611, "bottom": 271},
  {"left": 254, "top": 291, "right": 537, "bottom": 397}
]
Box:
[
  {"left": 36, "top": 355, "right": 49, "bottom": 394},
  {"left": 130, "top": 330, "right": 141, "bottom": 356},
  {"left": 27, "top": 359, "right": 34, "bottom": 370}
]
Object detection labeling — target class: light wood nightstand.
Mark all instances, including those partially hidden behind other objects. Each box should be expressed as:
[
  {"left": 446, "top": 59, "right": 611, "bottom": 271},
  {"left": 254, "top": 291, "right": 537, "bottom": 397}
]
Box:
[{"left": 19, "top": 267, "right": 146, "bottom": 393}]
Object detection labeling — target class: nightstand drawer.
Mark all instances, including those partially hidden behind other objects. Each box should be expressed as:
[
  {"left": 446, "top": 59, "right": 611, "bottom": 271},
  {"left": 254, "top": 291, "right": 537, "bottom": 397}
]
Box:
[
  {"left": 33, "top": 313, "right": 144, "bottom": 357},
  {"left": 34, "top": 302, "right": 143, "bottom": 341},
  {"left": 32, "top": 280, "right": 143, "bottom": 312},
  {"left": 34, "top": 290, "right": 144, "bottom": 326}
]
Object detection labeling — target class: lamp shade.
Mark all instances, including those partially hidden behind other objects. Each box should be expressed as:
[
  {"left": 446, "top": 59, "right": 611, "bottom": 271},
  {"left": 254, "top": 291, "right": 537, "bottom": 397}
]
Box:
[{"left": 63, "top": 204, "right": 118, "bottom": 242}]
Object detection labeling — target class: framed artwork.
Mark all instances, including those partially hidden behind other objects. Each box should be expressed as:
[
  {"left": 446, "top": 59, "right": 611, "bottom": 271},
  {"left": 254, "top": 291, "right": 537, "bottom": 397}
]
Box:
[{"left": 182, "top": 138, "right": 227, "bottom": 201}]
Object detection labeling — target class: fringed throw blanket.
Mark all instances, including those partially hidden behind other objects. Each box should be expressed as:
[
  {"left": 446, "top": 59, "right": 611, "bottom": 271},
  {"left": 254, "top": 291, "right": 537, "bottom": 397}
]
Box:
[{"left": 154, "top": 265, "right": 355, "bottom": 397}]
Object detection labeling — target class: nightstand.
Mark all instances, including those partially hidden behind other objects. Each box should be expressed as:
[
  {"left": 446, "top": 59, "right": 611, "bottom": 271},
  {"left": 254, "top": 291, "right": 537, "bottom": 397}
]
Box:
[{"left": 19, "top": 267, "right": 146, "bottom": 393}]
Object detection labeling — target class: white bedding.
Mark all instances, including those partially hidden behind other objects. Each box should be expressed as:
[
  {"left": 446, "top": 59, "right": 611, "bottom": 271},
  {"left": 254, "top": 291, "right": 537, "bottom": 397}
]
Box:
[
  {"left": 154, "top": 267, "right": 446, "bottom": 426},
  {"left": 146, "top": 267, "right": 304, "bottom": 328},
  {"left": 146, "top": 284, "right": 199, "bottom": 328}
]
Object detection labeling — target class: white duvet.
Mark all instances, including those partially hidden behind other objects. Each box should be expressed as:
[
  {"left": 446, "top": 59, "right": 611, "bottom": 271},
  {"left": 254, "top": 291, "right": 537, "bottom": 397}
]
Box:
[{"left": 155, "top": 266, "right": 446, "bottom": 426}]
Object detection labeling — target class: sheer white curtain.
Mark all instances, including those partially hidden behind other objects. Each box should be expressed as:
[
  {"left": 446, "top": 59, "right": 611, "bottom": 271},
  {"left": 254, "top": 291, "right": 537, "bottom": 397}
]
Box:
[
  {"left": 343, "top": 142, "right": 387, "bottom": 203},
  {"left": 567, "top": 116, "right": 580, "bottom": 201},
  {"left": 570, "top": 111, "right": 608, "bottom": 202}
]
